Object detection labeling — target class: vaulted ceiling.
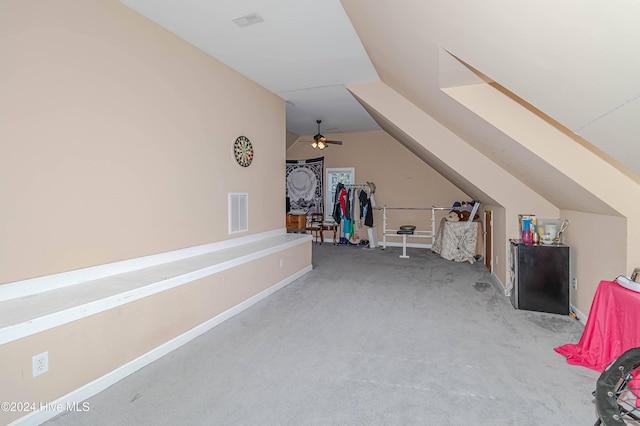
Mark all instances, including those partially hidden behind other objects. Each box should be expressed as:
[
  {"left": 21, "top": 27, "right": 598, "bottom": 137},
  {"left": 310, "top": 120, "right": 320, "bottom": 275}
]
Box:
[
  {"left": 340, "top": 0, "right": 640, "bottom": 214},
  {"left": 119, "top": 0, "right": 640, "bottom": 213}
]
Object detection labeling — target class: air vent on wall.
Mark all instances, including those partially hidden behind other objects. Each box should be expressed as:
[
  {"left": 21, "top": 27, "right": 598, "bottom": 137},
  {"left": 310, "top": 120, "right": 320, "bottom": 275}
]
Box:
[
  {"left": 229, "top": 193, "right": 248, "bottom": 234},
  {"left": 232, "top": 13, "right": 264, "bottom": 28}
]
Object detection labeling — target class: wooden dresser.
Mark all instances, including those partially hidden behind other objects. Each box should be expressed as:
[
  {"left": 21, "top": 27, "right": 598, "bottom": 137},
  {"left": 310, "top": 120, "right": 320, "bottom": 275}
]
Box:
[{"left": 286, "top": 213, "right": 307, "bottom": 233}]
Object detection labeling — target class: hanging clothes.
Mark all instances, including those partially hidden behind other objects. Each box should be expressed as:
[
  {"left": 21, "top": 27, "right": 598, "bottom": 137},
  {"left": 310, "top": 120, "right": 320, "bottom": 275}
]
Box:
[
  {"left": 339, "top": 187, "right": 347, "bottom": 218},
  {"left": 349, "top": 189, "right": 357, "bottom": 223},
  {"left": 363, "top": 184, "right": 373, "bottom": 227},
  {"left": 358, "top": 189, "right": 367, "bottom": 219},
  {"left": 344, "top": 189, "right": 351, "bottom": 220},
  {"left": 364, "top": 198, "right": 374, "bottom": 227},
  {"left": 333, "top": 182, "right": 377, "bottom": 240},
  {"left": 332, "top": 183, "right": 344, "bottom": 224}
]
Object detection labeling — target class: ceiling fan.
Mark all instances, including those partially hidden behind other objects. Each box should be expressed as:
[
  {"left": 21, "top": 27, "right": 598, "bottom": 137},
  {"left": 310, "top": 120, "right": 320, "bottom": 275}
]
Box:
[{"left": 310, "top": 120, "right": 343, "bottom": 150}]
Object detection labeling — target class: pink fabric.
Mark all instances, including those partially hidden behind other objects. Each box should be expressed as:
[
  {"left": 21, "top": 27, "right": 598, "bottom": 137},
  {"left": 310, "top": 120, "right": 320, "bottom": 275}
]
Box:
[{"left": 555, "top": 280, "right": 640, "bottom": 371}]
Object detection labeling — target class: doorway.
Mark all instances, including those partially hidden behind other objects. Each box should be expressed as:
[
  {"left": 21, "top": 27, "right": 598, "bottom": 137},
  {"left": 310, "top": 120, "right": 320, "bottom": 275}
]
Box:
[{"left": 484, "top": 209, "right": 493, "bottom": 273}]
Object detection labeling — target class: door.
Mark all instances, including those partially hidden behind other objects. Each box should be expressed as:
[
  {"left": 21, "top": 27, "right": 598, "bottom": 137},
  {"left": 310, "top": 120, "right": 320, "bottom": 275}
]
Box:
[{"left": 484, "top": 209, "right": 493, "bottom": 272}]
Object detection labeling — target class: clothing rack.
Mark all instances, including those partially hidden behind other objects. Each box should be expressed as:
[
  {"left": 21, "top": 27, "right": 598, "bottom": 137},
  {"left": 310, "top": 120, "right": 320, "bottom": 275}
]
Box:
[
  {"left": 332, "top": 182, "right": 375, "bottom": 245},
  {"left": 341, "top": 183, "right": 372, "bottom": 189},
  {"left": 375, "top": 206, "right": 451, "bottom": 255}
]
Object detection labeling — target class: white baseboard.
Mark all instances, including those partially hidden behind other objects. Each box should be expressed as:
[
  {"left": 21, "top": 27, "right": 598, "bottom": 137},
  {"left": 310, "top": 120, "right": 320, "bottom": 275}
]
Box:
[
  {"left": 8, "top": 265, "right": 312, "bottom": 426},
  {"left": 488, "top": 272, "right": 506, "bottom": 295},
  {"left": 569, "top": 303, "right": 588, "bottom": 326}
]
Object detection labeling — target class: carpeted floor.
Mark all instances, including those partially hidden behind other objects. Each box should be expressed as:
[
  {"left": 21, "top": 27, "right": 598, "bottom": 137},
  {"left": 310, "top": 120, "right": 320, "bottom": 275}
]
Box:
[{"left": 45, "top": 243, "right": 600, "bottom": 425}]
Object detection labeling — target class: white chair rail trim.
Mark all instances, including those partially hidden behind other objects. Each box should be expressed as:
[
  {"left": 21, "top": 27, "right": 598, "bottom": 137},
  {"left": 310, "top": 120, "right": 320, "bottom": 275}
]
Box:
[
  {"left": 0, "top": 228, "right": 285, "bottom": 303},
  {"left": 0, "top": 229, "right": 311, "bottom": 346}
]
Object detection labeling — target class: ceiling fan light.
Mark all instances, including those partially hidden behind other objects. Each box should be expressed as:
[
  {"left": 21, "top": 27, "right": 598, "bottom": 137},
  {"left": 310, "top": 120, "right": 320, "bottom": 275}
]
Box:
[
  {"left": 318, "top": 141, "right": 326, "bottom": 150},
  {"left": 311, "top": 141, "right": 318, "bottom": 149}
]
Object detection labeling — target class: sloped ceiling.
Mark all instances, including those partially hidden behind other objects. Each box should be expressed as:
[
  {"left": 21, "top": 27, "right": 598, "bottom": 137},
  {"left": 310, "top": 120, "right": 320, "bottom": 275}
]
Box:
[
  {"left": 341, "top": 0, "right": 639, "bottom": 213},
  {"left": 346, "top": 0, "right": 640, "bottom": 174},
  {"left": 357, "top": 98, "right": 499, "bottom": 207},
  {"left": 118, "top": 0, "right": 638, "bottom": 215}
]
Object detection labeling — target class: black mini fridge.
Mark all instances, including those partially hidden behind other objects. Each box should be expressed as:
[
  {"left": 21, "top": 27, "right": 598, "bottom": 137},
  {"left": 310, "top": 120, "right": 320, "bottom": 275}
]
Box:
[{"left": 509, "top": 240, "right": 569, "bottom": 315}]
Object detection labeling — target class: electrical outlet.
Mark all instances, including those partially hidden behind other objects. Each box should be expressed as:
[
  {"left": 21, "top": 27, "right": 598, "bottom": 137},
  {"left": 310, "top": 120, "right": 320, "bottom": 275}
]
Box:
[
  {"left": 495, "top": 256, "right": 498, "bottom": 265},
  {"left": 32, "top": 351, "right": 49, "bottom": 377},
  {"left": 279, "top": 259, "right": 284, "bottom": 269},
  {"left": 572, "top": 277, "right": 578, "bottom": 290}
]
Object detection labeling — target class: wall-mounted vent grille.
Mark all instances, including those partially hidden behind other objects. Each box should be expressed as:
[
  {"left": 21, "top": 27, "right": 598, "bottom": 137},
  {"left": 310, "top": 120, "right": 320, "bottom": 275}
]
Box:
[{"left": 229, "top": 193, "right": 248, "bottom": 234}]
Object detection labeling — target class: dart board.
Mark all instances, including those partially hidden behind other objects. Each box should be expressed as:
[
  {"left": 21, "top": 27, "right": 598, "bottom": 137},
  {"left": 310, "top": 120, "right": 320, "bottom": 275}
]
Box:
[{"left": 233, "top": 136, "right": 253, "bottom": 167}]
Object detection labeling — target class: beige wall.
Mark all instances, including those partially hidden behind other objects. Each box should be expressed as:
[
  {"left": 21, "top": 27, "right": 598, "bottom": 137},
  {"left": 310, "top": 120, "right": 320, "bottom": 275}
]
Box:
[
  {"left": 0, "top": 2, "right": 312, "bottom": 423},
  {"left": 0, "top": 244, "right": 311, "bottom": 425},
  {"left": 287, "top": 129, "right": 470, "bottom": 240},
  {"left": 286, "top": 130, "right": 300, "bottom": 150},
  {"left": 347, "top": 81, "right": 561, "bottom": 286},
  {"left": 345, "top": 81, "right": 634, "bottom": 317},
  {"left": 561, "top": 210, "right": 627, "bottom": 316},
  {"left": 3, "top": 7, "right": 632, "bottom": 422},
  {"left": 439, "top": 79, "right": 636, "bottom": 316},
  {"left": 0, "top": 0, "right": 285, "bottom": 285}
]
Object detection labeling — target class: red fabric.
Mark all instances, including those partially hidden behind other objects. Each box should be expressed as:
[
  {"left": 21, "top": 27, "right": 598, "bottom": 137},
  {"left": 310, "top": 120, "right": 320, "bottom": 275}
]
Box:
[
  {"left": 339, "top": 189, "right": 347, "bottom": 217},
  {"left": 555, "top": 280, "right": 640, "bottom": 371}
]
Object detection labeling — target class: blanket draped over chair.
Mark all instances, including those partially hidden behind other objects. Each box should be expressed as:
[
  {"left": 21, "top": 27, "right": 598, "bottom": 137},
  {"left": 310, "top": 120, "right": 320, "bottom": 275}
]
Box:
[{"left": 432, "top": 218, "right": 483, "bottom": 263}]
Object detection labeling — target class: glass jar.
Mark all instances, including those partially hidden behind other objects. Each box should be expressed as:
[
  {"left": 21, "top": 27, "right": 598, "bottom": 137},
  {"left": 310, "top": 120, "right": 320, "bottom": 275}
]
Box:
[{"left": 532, "top": 231, "right": 540, "bottom": 244}]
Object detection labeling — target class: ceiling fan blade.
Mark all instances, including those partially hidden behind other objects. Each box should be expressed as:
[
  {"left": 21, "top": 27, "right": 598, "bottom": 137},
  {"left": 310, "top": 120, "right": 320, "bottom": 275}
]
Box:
[{"left": 309, "top": 120, "right": 342, "bottom": 148}]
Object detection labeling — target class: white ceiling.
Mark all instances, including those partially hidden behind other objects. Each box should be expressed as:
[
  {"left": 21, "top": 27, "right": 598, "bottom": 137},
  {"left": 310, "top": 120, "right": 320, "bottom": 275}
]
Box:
[
  {"left": 119, "top": 0, "right": 640, "bottom": 196},
  {"left": 119, "top": 0, "right": 380, "bottom": 137}
]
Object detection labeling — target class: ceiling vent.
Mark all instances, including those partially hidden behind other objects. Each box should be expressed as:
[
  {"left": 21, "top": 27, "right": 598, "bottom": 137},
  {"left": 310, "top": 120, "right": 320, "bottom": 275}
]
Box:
[{"left": 232, "top": 13, "right": 264, "bottom": 28}]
